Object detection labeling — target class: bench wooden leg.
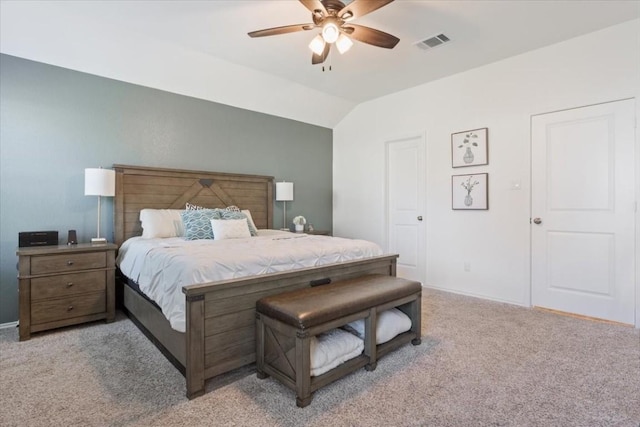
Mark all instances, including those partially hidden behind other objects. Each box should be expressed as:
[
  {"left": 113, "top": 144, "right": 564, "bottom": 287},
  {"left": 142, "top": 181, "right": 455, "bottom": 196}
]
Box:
[
  {"left": 411, "top": 292, "right": 422, "bottom": 346},
  {"left": 296, "top": 395, "right": 313, "bottom": 408},
  {"left": 364, "top": 307, "right": 377, "bottom": 371},
  {"left": 295, "top": 332, "right": 312, "bottom": 407}
]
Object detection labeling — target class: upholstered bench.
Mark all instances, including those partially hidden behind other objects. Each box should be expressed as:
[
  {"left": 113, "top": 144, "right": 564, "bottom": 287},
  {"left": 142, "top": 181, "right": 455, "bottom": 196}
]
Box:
[{"left": 255, "top": 274, "right": 422, "bottom": 407}]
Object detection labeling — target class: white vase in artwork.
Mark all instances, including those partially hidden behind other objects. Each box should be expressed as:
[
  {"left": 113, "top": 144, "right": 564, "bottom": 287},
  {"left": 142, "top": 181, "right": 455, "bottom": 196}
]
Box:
[
  {"left": 464, "top": 193, "right": 473, "bottom": 206},
  {"left": 463, "top": 147, "right": 474, "bottom": 164},
  {"left": 295, "top": 224, "right": 304, "bottom": 232}
]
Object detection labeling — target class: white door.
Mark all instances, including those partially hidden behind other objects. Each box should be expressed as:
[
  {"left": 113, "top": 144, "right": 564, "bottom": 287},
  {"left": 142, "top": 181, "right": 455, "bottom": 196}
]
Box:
[
  {"left": 531, "top": 99, "right": 636, "bottom": 324},
  {"left": 386, "top": 134, "right": 426, "bottom": 283}
]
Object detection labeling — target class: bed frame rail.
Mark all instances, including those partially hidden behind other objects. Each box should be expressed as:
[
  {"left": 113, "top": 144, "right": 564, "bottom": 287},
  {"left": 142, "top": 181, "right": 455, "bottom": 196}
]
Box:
[{"left": 183, "top": 254, "right": 398, "bottom": 398}]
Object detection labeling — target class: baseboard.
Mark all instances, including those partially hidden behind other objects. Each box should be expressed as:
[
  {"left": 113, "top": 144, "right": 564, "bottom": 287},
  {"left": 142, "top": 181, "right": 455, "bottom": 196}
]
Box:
[
  {"left": 0, "top": 321, "right": 19, "bottom": 330},
  {"left": 422, "top": 284, "right": 526, "bottom": 307},
  {"left": 533, "top": 306, "right": 634, "bottom": 327}
]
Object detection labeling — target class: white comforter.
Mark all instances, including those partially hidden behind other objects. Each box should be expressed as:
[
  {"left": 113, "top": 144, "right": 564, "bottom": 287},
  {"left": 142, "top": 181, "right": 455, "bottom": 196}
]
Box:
[{"left": 117, "top": 230, "right": 383, "bottom": 332}]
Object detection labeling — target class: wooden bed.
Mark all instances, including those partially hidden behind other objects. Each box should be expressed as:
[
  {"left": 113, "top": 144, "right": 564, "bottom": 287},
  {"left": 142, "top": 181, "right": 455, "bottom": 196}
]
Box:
[{"left": 113, "top": 164, "right": 398, "bottom": 398}]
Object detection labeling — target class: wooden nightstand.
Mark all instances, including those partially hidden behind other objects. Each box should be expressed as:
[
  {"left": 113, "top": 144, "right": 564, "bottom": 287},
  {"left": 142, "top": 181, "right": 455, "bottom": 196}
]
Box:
[{"left": 17, "top": 243, "right": 117, "bottom": 341}]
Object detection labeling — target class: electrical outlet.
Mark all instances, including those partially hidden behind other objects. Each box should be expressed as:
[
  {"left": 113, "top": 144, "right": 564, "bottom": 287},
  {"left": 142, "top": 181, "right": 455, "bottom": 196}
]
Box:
[{"left": 464, "top": 262, "right": 470, "bottom": 272}]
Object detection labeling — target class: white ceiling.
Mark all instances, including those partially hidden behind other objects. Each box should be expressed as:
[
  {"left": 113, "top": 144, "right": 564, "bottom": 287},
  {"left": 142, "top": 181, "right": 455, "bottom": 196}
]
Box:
[{"left": 1, "top": 1, "right": 639, "bottom": 128}]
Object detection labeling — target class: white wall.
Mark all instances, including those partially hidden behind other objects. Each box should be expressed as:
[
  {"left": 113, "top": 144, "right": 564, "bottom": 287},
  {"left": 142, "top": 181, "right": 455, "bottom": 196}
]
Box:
[{"left": 334, "top": 20, "right": 640, "bottom": 322}]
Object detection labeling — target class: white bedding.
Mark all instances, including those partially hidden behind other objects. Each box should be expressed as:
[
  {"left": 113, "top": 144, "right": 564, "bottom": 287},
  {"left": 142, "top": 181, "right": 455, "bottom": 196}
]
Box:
[{"left": 117, "top": 230, "right": 384, "bottom": 332}]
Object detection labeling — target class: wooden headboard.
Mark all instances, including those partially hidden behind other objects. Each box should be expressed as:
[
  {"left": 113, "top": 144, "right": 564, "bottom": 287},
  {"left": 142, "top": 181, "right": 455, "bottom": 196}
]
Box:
[{"left": 113, "top": 164, "right": 274, "bottom": 246}]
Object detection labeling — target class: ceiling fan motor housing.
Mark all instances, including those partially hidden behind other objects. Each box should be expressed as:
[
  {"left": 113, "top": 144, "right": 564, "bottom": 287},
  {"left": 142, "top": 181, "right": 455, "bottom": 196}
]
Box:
[{"left": 322, "top": 0, "right": 348, "bottom": 16}]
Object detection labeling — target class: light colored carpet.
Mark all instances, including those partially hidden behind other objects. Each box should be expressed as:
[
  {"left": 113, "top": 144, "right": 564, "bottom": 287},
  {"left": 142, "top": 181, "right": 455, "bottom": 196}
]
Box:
[{"left": 1, "top": 288, "right": 638, "bottom": 427}]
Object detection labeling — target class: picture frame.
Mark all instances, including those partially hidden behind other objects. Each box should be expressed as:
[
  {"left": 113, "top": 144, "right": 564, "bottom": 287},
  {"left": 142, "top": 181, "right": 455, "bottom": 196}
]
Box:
[
  {"left": 451, "top": 127, "right": 488, "bottom": 167},
  {"left": 452, "top": 173, "right": 488, "bottom": 210}
]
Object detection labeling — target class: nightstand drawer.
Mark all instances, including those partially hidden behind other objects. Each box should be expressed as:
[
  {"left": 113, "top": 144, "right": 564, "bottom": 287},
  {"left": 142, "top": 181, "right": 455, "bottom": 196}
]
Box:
[
  {"left": 31, "top": 271, "right": 106, "bottom": 301},
  {"left": 31, "top": 252, "right": 106, "bottom": 275},
  {"left": 31, "top": 292, "right": 106, "bottom": 325}
]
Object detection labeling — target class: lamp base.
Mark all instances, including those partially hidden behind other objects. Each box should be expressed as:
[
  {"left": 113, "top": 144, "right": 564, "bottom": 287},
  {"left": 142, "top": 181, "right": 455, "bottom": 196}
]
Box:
[{"left": 91, "top": 237, "right": 108, "bottom": 244}]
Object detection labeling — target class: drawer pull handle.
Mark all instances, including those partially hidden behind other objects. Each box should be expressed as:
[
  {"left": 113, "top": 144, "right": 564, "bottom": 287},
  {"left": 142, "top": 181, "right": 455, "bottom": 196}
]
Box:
[
  {"left": 67, "top": 305, "right": 74, "bottom": 311},
  {"left": 67, "top": 260, "right": 74, "bottom": 266},
  {"left": 66, "top": 282, "right": 74, "bottom": 288}
]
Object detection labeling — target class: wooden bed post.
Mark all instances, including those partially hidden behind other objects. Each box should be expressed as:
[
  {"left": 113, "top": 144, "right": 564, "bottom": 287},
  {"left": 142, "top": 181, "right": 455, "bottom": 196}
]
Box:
[{"left": 185, "top": 293, "right": 205, "bottom": 399}]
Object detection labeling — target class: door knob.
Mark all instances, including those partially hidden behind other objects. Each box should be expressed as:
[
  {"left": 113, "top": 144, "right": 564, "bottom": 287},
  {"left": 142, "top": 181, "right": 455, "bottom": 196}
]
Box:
[
  {"left": 533, "top": 218, "right": 542, "bottom": 225},
  {"left": 417, "top": 216, "right": 423, "bottom": 221}
]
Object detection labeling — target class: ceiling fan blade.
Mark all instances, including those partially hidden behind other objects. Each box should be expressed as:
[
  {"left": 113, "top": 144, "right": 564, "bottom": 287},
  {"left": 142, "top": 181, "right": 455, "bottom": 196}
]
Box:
[
  {"left": 338, "top": 0, "right": 394, "bottom": 20},
  {"left": 343, "top": 24, "right": 399, "bottom": 49},
  {"left": 311, "top": 42, "right": 330, "bottom": 64},
  {"left": 299, "top": 0, "right": 328, "bottom": 15},
  {"left": 248, "top": 24, "right": 315, "bottom": 38}
]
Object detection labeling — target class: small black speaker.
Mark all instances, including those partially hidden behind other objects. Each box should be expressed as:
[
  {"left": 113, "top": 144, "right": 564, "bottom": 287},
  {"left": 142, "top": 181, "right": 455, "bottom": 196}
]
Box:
[{"left": 67, "top": 230, "right": 77, "bottom": 245}]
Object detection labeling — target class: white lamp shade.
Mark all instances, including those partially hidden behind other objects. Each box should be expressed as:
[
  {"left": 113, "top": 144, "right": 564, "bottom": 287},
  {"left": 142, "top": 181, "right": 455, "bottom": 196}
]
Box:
[
  {"left": 309, "top": 34, "right": 326, "bottom": 56},
  {"left": 336, "top": 34, "right": 353, "bottom": 54},
  {"left": 275, "top": 182, "right": 294, "bottom": 201},
  {"left": 85, "top": 168, "right": 115, "bottom": 197}
]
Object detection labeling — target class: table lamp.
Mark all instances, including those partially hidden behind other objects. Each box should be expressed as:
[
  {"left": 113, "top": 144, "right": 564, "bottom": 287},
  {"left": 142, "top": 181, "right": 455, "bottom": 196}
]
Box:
[
  {"left": 85, "top": 167, "right": 115, "bottom": 243},
  {"left": 275, "top": 181, "right": 294, "bottom": 230}
]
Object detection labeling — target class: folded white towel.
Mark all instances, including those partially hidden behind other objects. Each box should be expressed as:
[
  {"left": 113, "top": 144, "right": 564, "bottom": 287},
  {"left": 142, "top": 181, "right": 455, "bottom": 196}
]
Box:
[
  {"left": 310, "top": 329, "right": 364, "bottom": 377},
  {"left": 345, "top": 308, "right": 412, "bottom": 345}
]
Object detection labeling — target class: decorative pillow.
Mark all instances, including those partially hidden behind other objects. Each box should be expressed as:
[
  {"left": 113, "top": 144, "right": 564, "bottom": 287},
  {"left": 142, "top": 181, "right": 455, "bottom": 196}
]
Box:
[
  {"left": 180, "top": 209, "right": 222, "bottom": 240},
  {"left": 344, "top": 308, "right": 412, "bottom": 345},
  {"left": 139, "top": 209, "right": 185, "bottom": 238},
  {"left": 220, "top": 210, "right": 257, "bottom": 236},
  {"left": 210, "top": 218, "right": 251, "bottom": 240},
  {"left": 185, "top": 202, "right": 206, "bottom": 210},
  {"left": 241, "top": 209, "right": 259, "bottom": 232},
  {"left": 225, "top": 205, "right": 241, "bottom": 212}
]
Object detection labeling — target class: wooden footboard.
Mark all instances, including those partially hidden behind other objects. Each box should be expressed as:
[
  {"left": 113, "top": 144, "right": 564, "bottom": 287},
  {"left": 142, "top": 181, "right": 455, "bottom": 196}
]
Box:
[{"left": 182, "top": 254, "right": 398, "bottom": 398}]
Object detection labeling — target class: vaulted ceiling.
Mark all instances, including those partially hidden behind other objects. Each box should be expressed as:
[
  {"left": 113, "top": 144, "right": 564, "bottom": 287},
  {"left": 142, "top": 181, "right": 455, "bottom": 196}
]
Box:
[{"left": 1, "top": 1, "right": 638, "bottom": 128}]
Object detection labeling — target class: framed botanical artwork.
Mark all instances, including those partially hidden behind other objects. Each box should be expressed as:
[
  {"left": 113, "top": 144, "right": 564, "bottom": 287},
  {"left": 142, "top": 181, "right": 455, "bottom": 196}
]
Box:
[
  {"left": 451, "top": 127, "right": 488, "bottom": 167},
  {"left": 452, "top": 173, "right": 488, "bottom": 210}
]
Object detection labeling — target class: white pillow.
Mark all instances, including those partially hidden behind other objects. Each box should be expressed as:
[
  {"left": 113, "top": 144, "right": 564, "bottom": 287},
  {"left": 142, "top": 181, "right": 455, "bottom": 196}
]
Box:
[
  {"left": 241, "top": 209, "right": 259, "bottom": 231},
  {"left": 140, "top": 209, "right": 184, "bottom": 238},
  {"left": 210, "top": 218, "right": 251, "bottom": 240},
  {"left": 345, "top": 308, "right": 412, "bottom": 345}
]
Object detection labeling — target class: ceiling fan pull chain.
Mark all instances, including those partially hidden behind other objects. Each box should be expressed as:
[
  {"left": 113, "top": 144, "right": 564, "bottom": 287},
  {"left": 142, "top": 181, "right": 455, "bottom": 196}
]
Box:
[{"left": 324, "top": 49, "right": 333, "bottom": 72}]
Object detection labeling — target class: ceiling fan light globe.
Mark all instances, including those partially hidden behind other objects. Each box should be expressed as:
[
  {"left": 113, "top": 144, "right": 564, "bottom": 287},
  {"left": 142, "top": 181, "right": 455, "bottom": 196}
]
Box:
[
  {"left": 336, "top": 34, "right": 353, "bottom": 54},
  {"left": 322, "top": 22, "right": 340, "bottom": 44},
  {"left": 309, "top": 34, "right": 326, "bottom": 55}
]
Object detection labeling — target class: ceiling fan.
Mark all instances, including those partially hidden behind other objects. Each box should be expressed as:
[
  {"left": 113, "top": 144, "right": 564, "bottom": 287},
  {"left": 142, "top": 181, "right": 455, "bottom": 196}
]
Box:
[{"left": 248, "top": 0, "right": 400, "bottom": 65}]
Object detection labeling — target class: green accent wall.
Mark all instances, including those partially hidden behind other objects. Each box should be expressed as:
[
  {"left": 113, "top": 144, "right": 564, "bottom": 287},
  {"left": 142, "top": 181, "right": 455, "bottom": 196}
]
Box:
[{"left": 0, "top": 54, "right": 333, "bottom": 324}]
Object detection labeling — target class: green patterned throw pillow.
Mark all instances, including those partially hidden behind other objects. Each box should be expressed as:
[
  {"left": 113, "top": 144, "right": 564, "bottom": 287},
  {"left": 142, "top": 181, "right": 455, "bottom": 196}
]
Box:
[{"left": 181, "top": 209, "right": 222, "bottom": 240}]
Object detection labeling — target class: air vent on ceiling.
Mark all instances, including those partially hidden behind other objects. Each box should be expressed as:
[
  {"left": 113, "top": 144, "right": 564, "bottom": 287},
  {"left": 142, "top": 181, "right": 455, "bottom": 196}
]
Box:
[{"left": 416, "top": 33, "right": 450, "bottom": 50}]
